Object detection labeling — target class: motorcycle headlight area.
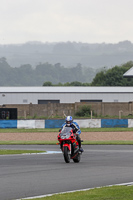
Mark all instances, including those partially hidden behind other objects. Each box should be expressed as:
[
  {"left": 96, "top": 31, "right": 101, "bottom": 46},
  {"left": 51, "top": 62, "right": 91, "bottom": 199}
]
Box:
[{"left": 61, "top": 135, "right": 70, "bottom": 139}]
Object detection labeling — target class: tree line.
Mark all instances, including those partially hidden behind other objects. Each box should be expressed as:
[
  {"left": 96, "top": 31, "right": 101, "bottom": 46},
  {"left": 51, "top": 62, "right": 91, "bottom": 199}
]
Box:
[
  {"left": 0, "top": 57, "right": 133, "bottom": 86},
  {"left": 0, "top": 57, "right": 99, "bottom": 86},
  {"left": 43, "top": 61, "right": 133, "bottom": 86}
]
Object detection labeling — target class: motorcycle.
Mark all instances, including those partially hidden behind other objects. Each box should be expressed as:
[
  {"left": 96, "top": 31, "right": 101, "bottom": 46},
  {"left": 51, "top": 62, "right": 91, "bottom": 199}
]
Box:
[{"left": 57, "top": 126, "right": 82, "bottom": 163}]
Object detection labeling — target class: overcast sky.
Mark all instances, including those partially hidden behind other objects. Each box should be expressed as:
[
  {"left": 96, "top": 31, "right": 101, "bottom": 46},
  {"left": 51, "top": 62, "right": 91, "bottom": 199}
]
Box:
[{"left": 0, "top": 0, "right": 133, "bottom": 44}]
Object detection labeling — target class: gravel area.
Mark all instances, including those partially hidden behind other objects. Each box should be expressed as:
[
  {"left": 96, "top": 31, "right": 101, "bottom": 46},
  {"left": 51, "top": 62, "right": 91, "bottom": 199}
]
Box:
[{"left": 0, "top": 132, "right": 133, "bottom": 141}]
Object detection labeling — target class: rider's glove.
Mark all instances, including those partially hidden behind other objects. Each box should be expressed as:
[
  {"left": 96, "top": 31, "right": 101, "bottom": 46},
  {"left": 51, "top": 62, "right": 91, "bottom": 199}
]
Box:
[
  {"left": 76, "top": 131, "right": 80, "bottom": 135},
  {"left": 73, "top": 128, "right": 76, "bottom": 133}
]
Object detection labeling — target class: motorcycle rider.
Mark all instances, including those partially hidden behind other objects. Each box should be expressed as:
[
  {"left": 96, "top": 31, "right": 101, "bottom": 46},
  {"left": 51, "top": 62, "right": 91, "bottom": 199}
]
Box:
[{"left": 61, "top": 116, "right": 84, "bottom": 152}]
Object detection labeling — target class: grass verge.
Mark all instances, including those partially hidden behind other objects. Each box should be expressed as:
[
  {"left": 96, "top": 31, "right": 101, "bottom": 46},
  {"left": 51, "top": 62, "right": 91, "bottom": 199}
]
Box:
[
  {"left": 0, "top": 141, "right": 58, "bottom": 145},
  {"left": 0, "top": 128, "right": 59, "bottom": 133},
  {"left": 1, "top": 127, "right": 133, "bottom": 133},
  {"left": 0, "top": 140, "right": 133, "bottom": 145},
  {"left": 21, "top": 185, "right": 133, "bottom": 200},
  {"left": 81, "top": 127, "right": 133, "bottom": 132},
  {"left": 82, "top": 140, "right": 133, "bottom": 145},
  {"left": 0, "top": 149, "right": 45, "bottom": 155}
]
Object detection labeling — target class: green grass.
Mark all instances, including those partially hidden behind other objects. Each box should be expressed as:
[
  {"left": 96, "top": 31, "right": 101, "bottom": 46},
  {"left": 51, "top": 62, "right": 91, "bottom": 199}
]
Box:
[
  {"left": 0, "top": 149, "right": 45, "bottom": 155},
  {"left": 82, "top": 140, "right": 133, "bottom": 145},
  {"left": 21, "top": 185, "right": 133, "bottom": 200},
  {"left": 0, "top": 127, "right": 133, "bottom": 133},
  {"left": 0, "top": 141, "right": 58, "bottom": 145},
  {"left": 0, "top": 128, "right": 59, "bottom": 133},
  {"left": 81, "top": 127, "right": 133, "bottom": 132},
  {"left": 0, "top": 140, "right": 133, "bottom": 145}
]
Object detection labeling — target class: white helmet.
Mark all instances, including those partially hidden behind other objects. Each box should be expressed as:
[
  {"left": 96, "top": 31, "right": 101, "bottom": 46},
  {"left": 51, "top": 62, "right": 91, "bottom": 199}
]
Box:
[{"left": 66, "top": 116, "right": 73, "bottom": 126}]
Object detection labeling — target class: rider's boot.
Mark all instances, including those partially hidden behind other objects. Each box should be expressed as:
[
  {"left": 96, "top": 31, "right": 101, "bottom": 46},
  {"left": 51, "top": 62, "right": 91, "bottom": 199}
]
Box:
[{"left": 79, "top": 147, "right": 84, "bottom": 152}]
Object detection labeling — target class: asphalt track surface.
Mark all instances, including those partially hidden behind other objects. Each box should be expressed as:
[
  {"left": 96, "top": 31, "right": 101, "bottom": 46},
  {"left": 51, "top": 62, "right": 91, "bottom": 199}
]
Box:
[{"left": 0, "top": 145, "right": 133, "bottom": 200}]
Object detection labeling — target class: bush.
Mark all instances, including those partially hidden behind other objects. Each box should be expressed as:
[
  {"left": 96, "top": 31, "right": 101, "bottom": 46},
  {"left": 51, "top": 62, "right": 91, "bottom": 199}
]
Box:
[{"left": 75, "top": 105, "right": 94, "bottom": 117}]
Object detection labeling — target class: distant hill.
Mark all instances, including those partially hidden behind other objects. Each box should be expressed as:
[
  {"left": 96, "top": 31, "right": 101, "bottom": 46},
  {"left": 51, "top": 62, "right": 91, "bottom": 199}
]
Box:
[{"left": 0, "top": 40, "right": 133, "bottom": 68}]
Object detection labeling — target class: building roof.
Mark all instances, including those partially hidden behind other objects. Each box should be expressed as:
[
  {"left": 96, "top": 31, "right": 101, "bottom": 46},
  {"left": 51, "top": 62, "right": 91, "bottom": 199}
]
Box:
[
  {"left": 0, "top": 86, "right": 133, "bottom": 93},
  {"left": 123, "top": 66, "right": 133, "bottom": 77}
]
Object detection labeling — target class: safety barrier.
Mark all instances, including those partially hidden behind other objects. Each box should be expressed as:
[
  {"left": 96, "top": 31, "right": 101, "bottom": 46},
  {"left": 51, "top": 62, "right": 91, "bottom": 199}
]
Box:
[
  {"left": 101, "top": 119, "right": 128, "bottom": 128},
  {"left": 45, "top": 119, "right": 65, "bottom": 128},
  {"left": 17, "top": 120, "right": 45, "bottom": 129},
  {"left": 0, "top": 120, "right": 17, "bottom": 128},
  {"left": 0, "top": 119, "right": 132, "bottom": 128}
]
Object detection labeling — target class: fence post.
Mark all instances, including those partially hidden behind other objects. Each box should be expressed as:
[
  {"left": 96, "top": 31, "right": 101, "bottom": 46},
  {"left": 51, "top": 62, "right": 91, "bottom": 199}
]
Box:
[
  {"left": 91, "top": 110, "right": 92, "bottom": 119},
  {"left": 119, "top": 110, "right": 123, "bottom": 119}
]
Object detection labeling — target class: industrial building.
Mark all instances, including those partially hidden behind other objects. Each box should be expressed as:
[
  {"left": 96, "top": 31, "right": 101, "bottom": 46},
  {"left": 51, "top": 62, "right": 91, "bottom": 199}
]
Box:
[
  {"left": 123, "top": 66, "right": 133, "bottom": 78},
  {"left": 0, "top": 86, "right": 133, "bottom": 105}
]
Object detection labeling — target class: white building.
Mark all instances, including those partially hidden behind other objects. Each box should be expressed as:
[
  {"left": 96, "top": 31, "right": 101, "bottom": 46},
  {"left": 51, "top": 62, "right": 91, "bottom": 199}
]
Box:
[
  {"left": 0, "top": 86, "right": 133, "bottom": 105},
  {"left": 123, "top": 66, "right": 133, "bottom": 78}
]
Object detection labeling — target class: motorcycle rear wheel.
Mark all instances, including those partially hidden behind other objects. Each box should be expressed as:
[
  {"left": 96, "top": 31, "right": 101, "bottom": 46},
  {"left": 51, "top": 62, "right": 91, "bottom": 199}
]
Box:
[
  {"left": 64, "top": 146, "right": 70, "bottom": 163},
  {"left": 73, "top": 153, "right": 80, "bottom": 163}
]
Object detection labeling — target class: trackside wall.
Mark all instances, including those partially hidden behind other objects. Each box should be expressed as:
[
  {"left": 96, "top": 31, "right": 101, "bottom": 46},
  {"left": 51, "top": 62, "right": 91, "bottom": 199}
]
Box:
[
  {"left": 0, "top": 119, "right": 132, "bottom": 128},
  {"left": 1, "top": 102, "right": 133, "bottom": 118}
]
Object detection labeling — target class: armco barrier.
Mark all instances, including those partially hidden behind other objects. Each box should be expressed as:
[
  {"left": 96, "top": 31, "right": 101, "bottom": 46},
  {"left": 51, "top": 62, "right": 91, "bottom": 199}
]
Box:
[
  {"left": 0, "top": 119, "right": 132, "bottom": 128},
  {"left": 0, "top": 120, "right": 17, "bottom": 128},
  {"left": 101, "top": 119, "right": 128, "bottom": 128}
]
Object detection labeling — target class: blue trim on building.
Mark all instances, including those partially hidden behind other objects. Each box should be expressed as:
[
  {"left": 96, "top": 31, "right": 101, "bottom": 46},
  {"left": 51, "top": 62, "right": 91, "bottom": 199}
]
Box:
[
  {"left": 45, "top": 119, "right": 65, "bottom": 128},
  {"left": 101, "top": 119, "right": 128, "bottom": 128},
  {"left": 0, "top": 120, "right": 17, "bottom": 128}
]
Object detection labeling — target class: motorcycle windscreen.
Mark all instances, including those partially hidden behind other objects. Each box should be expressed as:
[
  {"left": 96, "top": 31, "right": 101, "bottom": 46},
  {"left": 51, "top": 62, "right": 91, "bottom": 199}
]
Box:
[{"left": 60, "top": 127, "right": 72, "bottom": 139}]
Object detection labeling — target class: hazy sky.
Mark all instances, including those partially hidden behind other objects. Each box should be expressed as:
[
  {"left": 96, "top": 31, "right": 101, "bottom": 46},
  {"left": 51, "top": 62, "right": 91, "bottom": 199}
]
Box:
[{"left": 0, "top": 0, "right": 133, "bottom": 44}]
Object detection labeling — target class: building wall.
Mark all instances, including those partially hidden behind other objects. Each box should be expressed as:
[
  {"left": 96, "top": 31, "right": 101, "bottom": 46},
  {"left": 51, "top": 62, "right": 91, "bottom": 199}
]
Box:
[{"left": 1, "top": 91, "right": 133, "bottom": 104}]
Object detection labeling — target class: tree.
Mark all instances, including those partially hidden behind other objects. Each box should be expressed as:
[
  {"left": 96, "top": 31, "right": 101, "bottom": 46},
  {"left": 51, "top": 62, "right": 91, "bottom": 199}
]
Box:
[
  {"left": 69, "top": 81, "right": 83, "bottom": 86},
  {"left": 43, "top": 81, "right": 53, "bottom": 86},
  {"left": 91, "top": 61, "right": 133, "bottom": 86}
]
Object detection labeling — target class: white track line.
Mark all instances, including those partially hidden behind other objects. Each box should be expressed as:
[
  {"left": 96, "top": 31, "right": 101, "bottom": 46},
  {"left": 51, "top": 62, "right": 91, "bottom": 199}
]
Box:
[
  {"left": 22, "top": 151, "right": 61, "bottom": 155},
  {"left": 15, "top": 182, "right": 133, "bottom": 200},
  {"left": 0, "top": 151, "right": 62, "bottom": 157}
]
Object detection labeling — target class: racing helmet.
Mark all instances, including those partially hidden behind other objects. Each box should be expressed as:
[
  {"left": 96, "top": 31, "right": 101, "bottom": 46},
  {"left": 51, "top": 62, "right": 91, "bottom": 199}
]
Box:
[{"left": 66, "top": 116, "right": 73, "bottom": 126}]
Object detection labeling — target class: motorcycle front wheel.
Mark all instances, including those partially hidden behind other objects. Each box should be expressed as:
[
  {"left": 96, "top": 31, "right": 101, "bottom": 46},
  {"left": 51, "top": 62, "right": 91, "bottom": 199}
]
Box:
[
  {"left": 73, "top": 153, "right": 80, "bottom": 163},
  {"left": 64, "top": 146, "right": 70, "bottom": 163}
]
